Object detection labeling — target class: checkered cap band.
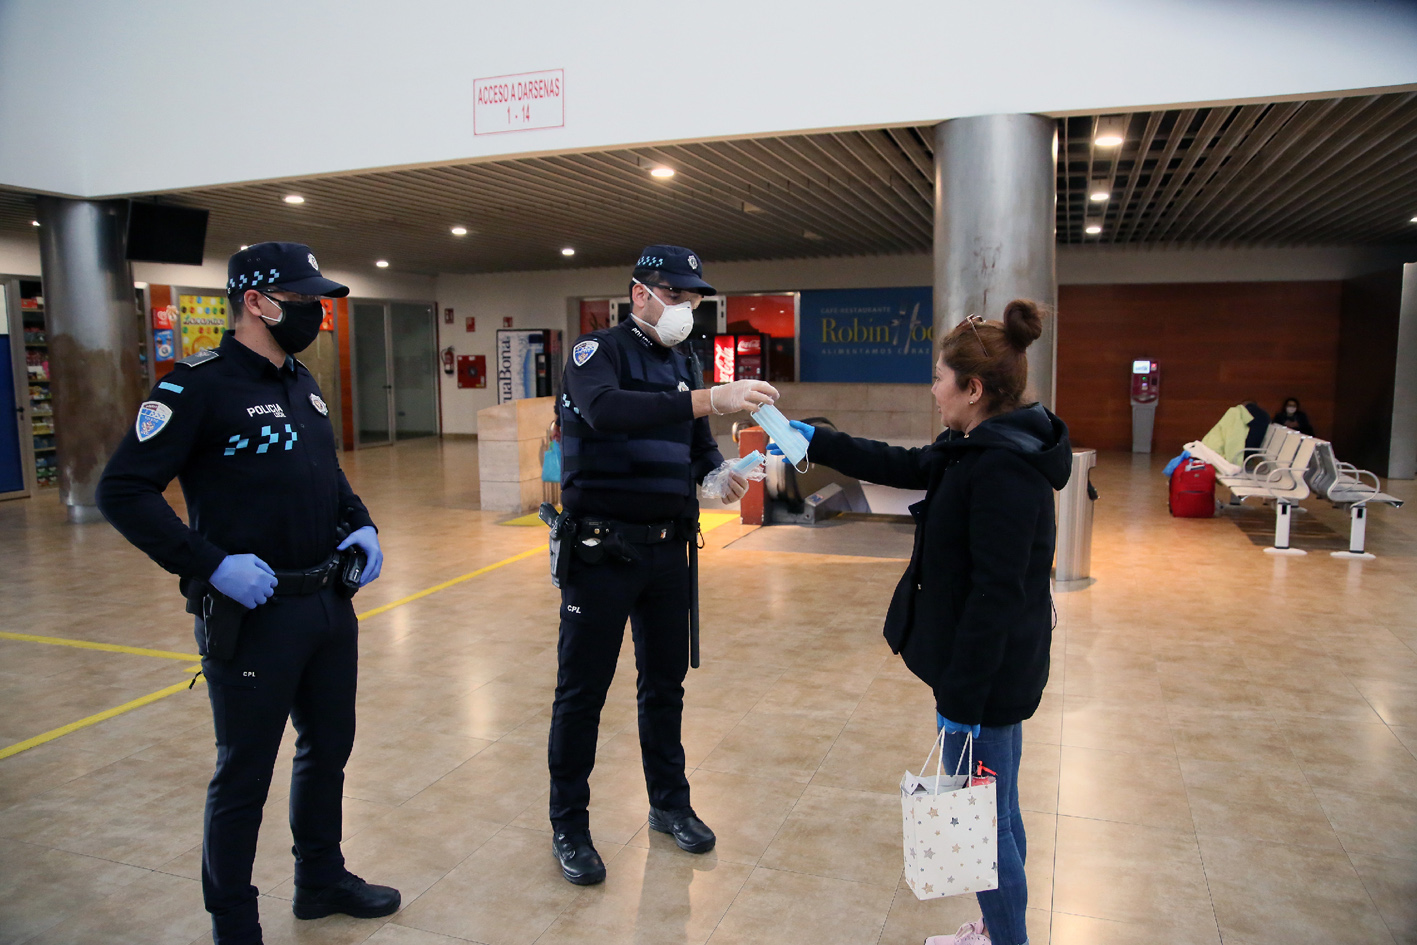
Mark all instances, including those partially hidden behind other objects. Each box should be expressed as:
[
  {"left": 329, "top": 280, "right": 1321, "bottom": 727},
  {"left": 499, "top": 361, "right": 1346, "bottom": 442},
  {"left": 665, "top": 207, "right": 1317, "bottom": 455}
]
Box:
[{"left": 227, "top": 269, "right": 281, "bottom": 294}]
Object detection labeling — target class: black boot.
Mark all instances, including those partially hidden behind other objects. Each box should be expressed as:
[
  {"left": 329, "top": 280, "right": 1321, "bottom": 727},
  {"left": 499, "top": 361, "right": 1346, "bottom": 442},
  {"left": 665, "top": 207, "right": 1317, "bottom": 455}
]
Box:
[
  {"left": 648, "top": 806, "right": 716, "bottom": 854},
  {"left": 293, "top": 872, "right": 401, "bottom": 920},
  {"left": 553, "top": 830, "right": 606, "bottom": 885}
]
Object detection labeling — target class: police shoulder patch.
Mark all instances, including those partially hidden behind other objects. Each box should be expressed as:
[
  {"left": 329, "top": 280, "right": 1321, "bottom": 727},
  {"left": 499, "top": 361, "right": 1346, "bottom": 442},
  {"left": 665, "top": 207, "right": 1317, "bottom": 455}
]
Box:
[
  {"left": 176, "top": 348, "right": 221, "bottom": 368},
  {"left": 572, "top": 339, "right": 600, "bottom": 367},
  {"left": 309, "top": 392, "right": 329, "bottom": 416},
  {"left": 135, "top": 401, "right": 173, "bottom": 442}
]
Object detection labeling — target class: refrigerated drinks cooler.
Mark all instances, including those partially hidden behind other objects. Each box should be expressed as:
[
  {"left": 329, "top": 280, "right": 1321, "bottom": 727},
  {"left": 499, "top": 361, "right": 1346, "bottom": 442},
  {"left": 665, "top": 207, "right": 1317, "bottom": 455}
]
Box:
[
  {"left": 713, "top": 333, "right": 768, "bottom": 382},
  {"left": 496, "top": 329, "right": 563, "bottom": 404}
]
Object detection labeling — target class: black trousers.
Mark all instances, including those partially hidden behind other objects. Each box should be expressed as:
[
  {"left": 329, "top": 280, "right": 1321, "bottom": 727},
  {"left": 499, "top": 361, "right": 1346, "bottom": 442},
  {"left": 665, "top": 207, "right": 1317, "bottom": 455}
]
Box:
[
  {"left": 548, "top": 539, "right": 692, "bottom": 832},
  {"left": 196, "top": 586, "right": 358, "bottom": 945}
]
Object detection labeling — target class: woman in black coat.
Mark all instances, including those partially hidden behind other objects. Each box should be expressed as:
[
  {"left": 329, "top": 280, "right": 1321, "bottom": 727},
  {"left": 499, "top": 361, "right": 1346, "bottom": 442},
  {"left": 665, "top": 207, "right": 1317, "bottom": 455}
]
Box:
[{"left": 781, "top": 300, "right": 1069, "bottom": 945}]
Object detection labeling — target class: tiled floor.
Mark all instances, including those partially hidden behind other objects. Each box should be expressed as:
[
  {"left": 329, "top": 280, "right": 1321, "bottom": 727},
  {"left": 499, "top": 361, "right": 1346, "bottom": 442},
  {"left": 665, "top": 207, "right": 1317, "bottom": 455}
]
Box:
[{"left": 1, "top": 439, "right": 1415, "bottom": 945}]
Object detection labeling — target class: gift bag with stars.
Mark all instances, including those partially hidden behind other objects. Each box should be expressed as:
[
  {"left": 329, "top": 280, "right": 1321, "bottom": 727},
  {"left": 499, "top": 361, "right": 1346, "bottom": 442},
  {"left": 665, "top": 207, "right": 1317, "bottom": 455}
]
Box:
[{"left": 900, "top": 731, "right": 998, "bottom": 901}]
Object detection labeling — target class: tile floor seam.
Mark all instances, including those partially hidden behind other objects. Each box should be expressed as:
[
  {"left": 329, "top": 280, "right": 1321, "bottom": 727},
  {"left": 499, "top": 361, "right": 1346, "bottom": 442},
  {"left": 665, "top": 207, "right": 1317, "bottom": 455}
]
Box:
[
  {"left": 1191, "top": 825, "right": 1233, "bottom": 945},
  {"left": 1339, "top": 847, "right": 1407, "bottom": 945}
]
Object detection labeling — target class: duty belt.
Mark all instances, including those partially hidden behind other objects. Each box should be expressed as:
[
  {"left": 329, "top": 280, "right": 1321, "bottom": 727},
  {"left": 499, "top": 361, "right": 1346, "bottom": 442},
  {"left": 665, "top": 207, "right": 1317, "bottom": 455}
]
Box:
[
  {"left": 271, "top": 554, "right": 342, "bottom": 596},
  {"left": 578, "top": 518, "right": 683, "bottom": 544}
]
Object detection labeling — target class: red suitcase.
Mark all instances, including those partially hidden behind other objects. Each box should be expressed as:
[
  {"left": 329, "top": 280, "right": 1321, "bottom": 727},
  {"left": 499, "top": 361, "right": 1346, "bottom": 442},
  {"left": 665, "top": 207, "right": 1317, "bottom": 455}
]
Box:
[{"left": 1169, "top": 459, "right": 1216, "bottom": 518}]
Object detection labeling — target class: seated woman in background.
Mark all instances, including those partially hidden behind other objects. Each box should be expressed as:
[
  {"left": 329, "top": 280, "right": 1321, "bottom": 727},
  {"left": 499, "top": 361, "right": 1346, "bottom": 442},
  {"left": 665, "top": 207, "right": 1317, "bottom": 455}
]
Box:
[
  {"left": 777, "top": 300, "right": 1070, "bottom": 945},
  {"left": 1276, "top": 396, "right": 1314, "bottom": 435}
]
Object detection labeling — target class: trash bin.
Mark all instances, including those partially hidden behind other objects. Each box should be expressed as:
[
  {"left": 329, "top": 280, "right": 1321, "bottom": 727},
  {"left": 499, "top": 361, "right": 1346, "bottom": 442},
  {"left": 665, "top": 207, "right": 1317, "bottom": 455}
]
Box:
[{"left": 1056, "top": 449, "right": 1097, "bottom": 582}]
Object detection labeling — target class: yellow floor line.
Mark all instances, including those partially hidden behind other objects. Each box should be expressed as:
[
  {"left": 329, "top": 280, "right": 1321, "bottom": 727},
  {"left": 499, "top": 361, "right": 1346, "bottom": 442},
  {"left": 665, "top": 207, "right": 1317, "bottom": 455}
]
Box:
[
  {"left": 2, "top": 531, "right": 728, "bottom": 761},
  {"left": 499, "top": 509, "right": 555, "bottom": 526},
  {"left": 0, "top": 631, "right": 201, "bottom": 662},
  {"left": 0, "top": 545, "right": 548, "bottom": 762},
  {"left": 356, "top": 544, "right": 547, "bottom": 619},
  {"left": 699, "top": 511, "right": 739, "bottom": 533},
  {"left": 0, "top": 675, "right": 206, "bottom": 761}
]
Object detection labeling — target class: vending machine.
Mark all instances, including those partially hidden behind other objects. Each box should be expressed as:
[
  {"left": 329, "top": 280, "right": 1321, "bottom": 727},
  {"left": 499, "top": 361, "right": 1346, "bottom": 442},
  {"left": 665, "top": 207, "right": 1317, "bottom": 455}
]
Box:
[
  {"left": 496, "top": 329, "right": 563, "bottom": 404},
  {"left": 1130, "top": 359, "right": 1160, "bottom": 453},
  {"left": 712, "top": 333, "right": 768, "bottom": 383}
]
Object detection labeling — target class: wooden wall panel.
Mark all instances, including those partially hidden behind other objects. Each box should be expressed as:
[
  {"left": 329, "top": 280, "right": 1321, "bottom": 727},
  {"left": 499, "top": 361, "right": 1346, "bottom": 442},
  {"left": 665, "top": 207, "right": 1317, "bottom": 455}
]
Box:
[{"left": 1056, "top": 282, "right": 1342, "bottom": 452}]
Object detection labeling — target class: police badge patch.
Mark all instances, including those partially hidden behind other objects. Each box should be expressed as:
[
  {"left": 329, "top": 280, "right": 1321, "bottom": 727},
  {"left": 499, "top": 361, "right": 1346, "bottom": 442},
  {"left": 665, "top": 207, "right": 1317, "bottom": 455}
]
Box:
[
  {"left": 309, "top": 393, "right": 329, "bottom": 416},
  {"left": 677, "top": 381, "right": 690, "bottom": 392},
  {"left": 135, "top": 401, "right": 173, "bottom": 442},
  {"left": 572, "top": 340, "right": 599, "bottom": 366}
]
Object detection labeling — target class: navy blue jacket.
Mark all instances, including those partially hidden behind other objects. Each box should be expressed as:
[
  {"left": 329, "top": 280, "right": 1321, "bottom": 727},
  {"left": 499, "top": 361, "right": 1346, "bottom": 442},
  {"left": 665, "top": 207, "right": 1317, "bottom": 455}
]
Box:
[
  {"left": 97, "top": 332, "right": 373, "bottom": 580},
  {"left": 560, "top": 319, "right": 721, "bottom": 523}
]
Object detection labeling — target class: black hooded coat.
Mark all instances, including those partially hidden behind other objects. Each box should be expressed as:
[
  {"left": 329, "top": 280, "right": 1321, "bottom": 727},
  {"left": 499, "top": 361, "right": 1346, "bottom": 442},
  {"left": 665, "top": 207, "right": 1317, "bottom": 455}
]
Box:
[{"left": 807, "top": 404, "right": 1072, "bottom": 727}]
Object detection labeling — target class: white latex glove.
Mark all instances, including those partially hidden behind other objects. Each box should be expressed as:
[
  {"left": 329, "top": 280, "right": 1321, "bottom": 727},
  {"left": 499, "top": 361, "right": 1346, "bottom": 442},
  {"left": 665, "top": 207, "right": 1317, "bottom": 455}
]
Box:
[
  {"left": 710, "top": 379, "right": 779, "bottom": 414},
  {"left": 724, "top": 470, "right": 749, "bottom": 501}
]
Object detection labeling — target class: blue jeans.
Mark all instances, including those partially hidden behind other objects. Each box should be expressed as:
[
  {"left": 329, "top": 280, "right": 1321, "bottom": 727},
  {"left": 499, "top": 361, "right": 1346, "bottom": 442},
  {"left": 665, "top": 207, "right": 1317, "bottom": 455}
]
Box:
[{"left": 938, "top": 715, "right": 1027, "bottom": 945}]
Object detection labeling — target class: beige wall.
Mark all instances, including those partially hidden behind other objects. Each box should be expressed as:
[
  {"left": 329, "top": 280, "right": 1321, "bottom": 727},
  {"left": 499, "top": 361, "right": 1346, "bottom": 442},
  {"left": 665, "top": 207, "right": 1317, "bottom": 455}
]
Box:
[
  {"left": 707, "top": 382, "right": 933, "bottom": 443},
  {"left": 476, "top": 396, "right": 556, "bottom": 513}
]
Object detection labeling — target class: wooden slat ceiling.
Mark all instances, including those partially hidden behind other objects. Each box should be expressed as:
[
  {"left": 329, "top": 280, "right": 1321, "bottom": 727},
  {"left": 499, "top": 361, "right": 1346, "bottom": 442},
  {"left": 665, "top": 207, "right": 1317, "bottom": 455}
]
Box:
[{"left": 2, "top": 91, "right": 1414, "bottom": 276}]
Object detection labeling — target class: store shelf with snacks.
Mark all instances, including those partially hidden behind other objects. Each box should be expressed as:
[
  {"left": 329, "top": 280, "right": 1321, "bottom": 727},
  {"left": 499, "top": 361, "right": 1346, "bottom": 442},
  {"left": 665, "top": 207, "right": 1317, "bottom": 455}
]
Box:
[{"left": 19, "top": 291, "right": 56, "bottom": 487}]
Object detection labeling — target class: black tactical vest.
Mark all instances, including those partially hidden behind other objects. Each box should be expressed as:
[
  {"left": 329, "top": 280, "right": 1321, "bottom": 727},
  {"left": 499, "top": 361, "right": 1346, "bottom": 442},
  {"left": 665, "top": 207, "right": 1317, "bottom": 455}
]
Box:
[{"left": 560, "top": 322, "right": 697, "bottom": 496}]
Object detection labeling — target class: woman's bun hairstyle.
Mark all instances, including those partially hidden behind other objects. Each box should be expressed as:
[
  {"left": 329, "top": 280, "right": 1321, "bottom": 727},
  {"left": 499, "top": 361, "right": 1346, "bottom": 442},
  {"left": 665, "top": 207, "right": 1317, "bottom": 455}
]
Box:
[
  {"left": 938, "top": 298, "right": 1048, "bottom": 413},
  {"left": 1001, "top": 299, "right": 1044, "bottom": 352}
]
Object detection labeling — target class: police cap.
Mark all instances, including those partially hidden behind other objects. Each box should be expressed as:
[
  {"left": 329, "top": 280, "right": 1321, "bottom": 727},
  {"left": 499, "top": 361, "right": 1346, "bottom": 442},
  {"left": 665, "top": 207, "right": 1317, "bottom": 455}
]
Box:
[
  {"left": 227, "top": 241, "right": 349, "bottom": 299},
  {"left": 632, "top": 244, "right": 715, "bottom": 296}
]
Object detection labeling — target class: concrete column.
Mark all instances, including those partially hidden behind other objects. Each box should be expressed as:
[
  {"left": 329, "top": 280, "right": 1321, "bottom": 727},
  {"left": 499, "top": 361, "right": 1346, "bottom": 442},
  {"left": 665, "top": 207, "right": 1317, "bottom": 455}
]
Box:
[
  {"left": 1390, "top": 262, "right": 1417, "bottom": 479},
  {"left": 35, "top": 197, "right": 145, "bottom": 523},
  {"left": 934, "top": 114, "right": 1058, "bottom": 409}
]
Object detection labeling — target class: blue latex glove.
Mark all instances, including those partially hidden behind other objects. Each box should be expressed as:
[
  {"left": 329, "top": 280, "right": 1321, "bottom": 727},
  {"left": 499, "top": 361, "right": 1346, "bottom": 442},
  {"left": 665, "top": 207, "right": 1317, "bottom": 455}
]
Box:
[
  {"left": 210, "top": 554, "right": 277, "bottom": 609},
  {"left": 937, "top": 712, "right": 981, "bottom": 739},
  {"left": 337, "top": 525, "right": 383, "bottom": 585},
  {"left": 765, "top": 419, "right": 816, "bottom": 456}
]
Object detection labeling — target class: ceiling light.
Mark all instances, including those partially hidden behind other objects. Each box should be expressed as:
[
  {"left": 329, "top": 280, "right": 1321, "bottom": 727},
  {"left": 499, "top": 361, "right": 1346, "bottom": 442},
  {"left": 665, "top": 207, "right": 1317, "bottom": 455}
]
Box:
[
  {"left": 1085, "top": 224, "right": 1103, "bottom": 235},
  {"left": 649, "top": 166, "right": 675, "bottom": 179},
  {"left": 375, "top": 260, "right": 389, "bottom": 268},
  {"left": 450, "top": 226, "right": 468, "bottom": 236},
  {"left": 1411, "top": 216, "right": 1417, "bottom": 223},
  {"left": 1093, "top": 115, "right": 1126, "bottom": 147},
  {"left": 31, "top": 220, "right": 40, "bottom": 226},
  {"left": 239, "top": 244, "right": 248, "bottom": 250},
  {"left": 561, "top": 247, "right": 576, "bottom": 256},
  {"left": 803, "top": 230, "right": 823, "bottom": 241},
  {"left": 283, "top": 194, "right": 305, "bottom": 204},
  {"left": 1090, "top": 188, "right": 1110, "bottom": 202}
]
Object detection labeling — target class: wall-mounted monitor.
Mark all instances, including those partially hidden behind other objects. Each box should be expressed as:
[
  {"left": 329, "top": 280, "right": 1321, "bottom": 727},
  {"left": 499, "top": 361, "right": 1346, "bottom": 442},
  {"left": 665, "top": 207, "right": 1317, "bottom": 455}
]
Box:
[{"left": 125, "top": 202, "right": 209, "bottom": 265}]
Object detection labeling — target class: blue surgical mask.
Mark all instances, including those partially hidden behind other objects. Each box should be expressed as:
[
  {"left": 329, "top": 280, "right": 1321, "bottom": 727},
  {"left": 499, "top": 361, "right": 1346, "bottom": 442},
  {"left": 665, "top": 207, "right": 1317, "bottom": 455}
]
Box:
[
  {"left": 753, "top": 404, "right": 810, "bottom": 471},
  {"left": 732, "top": 450, "right": 765, "bottom": 473}
]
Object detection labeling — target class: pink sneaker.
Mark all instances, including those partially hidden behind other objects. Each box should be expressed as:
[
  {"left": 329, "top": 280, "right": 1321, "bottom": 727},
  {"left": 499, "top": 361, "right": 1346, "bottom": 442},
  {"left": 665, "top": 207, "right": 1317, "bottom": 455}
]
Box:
[{"left": 924, "top": 919, "right": 988, "bottom": 945}]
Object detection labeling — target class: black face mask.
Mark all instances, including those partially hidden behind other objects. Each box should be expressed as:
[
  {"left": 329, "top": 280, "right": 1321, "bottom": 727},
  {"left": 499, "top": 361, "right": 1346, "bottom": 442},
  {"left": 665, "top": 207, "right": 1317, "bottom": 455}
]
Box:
[{"left": 260, "top": 294, "right": 325, "bottom": 354}]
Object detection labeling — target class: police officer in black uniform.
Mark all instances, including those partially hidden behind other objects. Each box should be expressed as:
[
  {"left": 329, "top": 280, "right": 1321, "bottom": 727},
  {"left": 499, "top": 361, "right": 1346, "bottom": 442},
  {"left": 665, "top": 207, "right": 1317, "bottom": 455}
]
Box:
[
  {"left": 548, "top": 245, "right": 779, "bottom": 885},
  {"left": 96, "top": 243, "right": 399, "bottom": 945}
]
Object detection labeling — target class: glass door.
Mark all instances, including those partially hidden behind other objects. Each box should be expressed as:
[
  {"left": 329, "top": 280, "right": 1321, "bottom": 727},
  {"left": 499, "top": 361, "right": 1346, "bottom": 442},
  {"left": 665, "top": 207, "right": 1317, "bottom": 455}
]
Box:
[
  {"left": 351, "top": 301, "right": 393, "bottom": 447},
  {"left": 390, "top": 302, "right": 438, "bottom": 439}
]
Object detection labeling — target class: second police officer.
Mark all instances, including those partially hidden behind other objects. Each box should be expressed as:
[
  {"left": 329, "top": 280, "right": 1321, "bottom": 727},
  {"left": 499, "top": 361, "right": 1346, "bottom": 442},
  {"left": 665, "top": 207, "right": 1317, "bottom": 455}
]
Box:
[
  {"left": 548, "top": 245, "right": 779, "bottom": 884},
  {"left": 96, "top": 243, "right": 399, "bottom": 945}
]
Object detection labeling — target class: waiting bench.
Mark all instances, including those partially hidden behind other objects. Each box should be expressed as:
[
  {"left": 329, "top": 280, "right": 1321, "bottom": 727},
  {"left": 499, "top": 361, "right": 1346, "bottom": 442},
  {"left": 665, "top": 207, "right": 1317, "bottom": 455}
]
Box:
[
  {"left": 1182, "top": 427, "right": 1403, "bottom": 557},
  {"left": 1307, "top": 440, "right": 1405, "bottom": 559}
]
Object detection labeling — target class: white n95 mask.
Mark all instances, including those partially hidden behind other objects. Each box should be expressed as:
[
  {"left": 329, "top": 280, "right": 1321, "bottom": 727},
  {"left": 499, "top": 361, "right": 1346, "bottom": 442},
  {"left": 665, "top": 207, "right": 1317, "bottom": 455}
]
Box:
[
  {"left": 634, "top": 280, "right": 695, "bottom": 347},
  {"left": 753, "top": 404, "right": 810, "bottom": 471}
]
